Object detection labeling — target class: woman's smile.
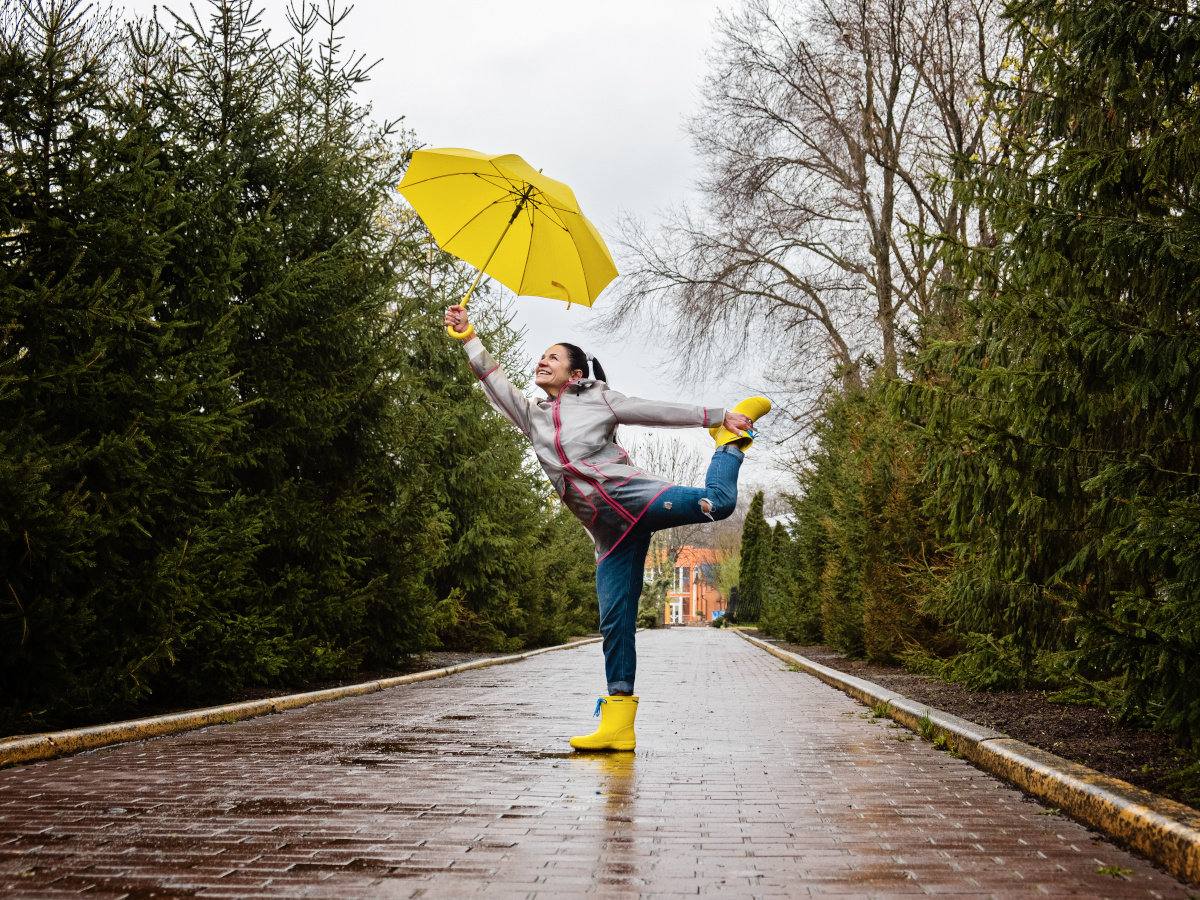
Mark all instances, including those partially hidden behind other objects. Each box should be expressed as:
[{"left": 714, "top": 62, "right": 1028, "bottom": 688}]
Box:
[{"left": 534, "top": 345, "right": 581, "bottom": 397}]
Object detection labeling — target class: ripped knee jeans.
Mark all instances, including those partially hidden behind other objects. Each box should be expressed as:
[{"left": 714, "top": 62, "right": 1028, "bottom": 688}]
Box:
[{"left": 635, "top": 444, "right": 744, "bottom": 531}]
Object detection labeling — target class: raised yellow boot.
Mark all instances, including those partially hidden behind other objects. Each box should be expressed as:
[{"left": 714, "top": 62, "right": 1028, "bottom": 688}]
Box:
[
  {"left": 570, "top": 696, "right": 638, "bottom": 751},
  {"left": 712, "top": 396, "right": 772, "bottom": 450}
]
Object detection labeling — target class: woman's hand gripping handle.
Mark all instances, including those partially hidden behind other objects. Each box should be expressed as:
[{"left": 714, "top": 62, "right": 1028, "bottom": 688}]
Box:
[{"left": 445, "top": 305, "right": 474, "bottom": 341}]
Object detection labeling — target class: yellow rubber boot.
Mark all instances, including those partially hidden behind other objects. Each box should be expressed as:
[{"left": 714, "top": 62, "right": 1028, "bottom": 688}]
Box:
[
  {"left": 713, "top": 396, "right": 772, "bottom": 450},
  {"left": 570, "top": 696, "right": 638, "bottom": 751}
]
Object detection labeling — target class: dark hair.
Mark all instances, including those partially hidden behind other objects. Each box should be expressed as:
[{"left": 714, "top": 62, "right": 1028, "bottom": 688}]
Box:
[{"left": 557, "top": 342, "right": 607, "bottom": 384}]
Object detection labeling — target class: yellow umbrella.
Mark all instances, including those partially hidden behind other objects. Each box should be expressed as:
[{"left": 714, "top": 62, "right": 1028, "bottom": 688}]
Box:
[{"left": 397, "top": 147, "right": 619, "bottom": 339}]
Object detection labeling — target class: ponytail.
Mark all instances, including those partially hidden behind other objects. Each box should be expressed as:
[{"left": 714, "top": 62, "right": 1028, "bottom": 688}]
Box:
[{"left": 557, "top": 342, "right": 608, "bottom": 385}]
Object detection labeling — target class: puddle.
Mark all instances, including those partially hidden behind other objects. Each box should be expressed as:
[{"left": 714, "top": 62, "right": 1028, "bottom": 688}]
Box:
[
  {"left": 290, "top": 859, "right": 395, "bottom": 875},
  {"left": 342, "top": 742, "right": 575, "bottom": 762},
  {"left": 227, "top": 798, "right": 331, "bottom": 816},
  {"left": 354, "top": 741, "right": 426, "bottom": 754},
  {"left": 266, "top": 740, "right": 338, "bottom": 756}
]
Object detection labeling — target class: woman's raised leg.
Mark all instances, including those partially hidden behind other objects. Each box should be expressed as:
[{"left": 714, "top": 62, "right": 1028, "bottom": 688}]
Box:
[{"left": 637, "top": 444, "right": 744, "bottom": 532}]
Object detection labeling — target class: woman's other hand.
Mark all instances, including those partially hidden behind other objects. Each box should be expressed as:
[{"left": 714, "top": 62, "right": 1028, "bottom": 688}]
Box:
[
  {"left": 723, "top": 411, "right": 753, "bottom": 435},
  {"left": 445, "top": 305, "right": 471, "bottom": 337}
]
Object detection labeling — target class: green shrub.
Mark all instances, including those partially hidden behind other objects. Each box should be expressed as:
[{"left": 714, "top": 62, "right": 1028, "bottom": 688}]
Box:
[{"left": 758, "top": 387, "right": 945, "bottom": 662}]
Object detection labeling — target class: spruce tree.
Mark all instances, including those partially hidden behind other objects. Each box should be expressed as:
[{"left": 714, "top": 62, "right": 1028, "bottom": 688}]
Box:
[
  {"left": 0, "top": 0, "right": 247, "bottom": 727},
  {"left": 780, "top": 387, "right": 945, "bottom": 658},
  {"left": 737, "top": 492, "right": 769, "bottom": 623},
  {"left": 788, "top": 447, "right": 836, "bottom": 648},
  {"left": 381, "top": 210, "right": 600, "bottom": 651},
  {"left": 409, "top": 299, "right": 568, "bottom": 652},
  {"left": 758, "top": 523, "right": 795, "bottom": 638},
  {"left": 154, "top": 0, "right": 452, "bottom": 694}
]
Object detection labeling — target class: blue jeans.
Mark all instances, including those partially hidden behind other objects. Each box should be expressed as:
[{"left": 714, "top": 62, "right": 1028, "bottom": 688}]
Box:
[{"left": 595, "top": 445, "right": 743, "bottom": 694}]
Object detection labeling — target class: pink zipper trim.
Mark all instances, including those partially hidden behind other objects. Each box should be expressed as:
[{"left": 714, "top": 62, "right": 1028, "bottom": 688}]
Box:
[
  {"left": 596, "top": 484, "right": 673, "bottom": 563},
  {"left": 567, "top": 462, "right": 638, "bottom": 524},
  {"left": 553, "top": 381, "right": 638, "bottom": 525},
  {"left": 581, "top": 457, "right": 643, "bottom": 487},
  {"left": 563, "top": 474, "right": 599, "bottom": 527},
  {"left": 551, "top": 380, "right": 579, "bottom": 466}
]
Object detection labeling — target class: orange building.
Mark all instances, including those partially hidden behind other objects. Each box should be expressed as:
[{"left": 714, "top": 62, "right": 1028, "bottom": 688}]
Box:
[{"left": 658, "top": 546, "right": 727, "bottom": 625}]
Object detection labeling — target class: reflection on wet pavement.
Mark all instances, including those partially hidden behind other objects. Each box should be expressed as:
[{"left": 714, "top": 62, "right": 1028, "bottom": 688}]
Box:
[{"left": 0, "top": 629, "right": 1191, "bottom": 898}]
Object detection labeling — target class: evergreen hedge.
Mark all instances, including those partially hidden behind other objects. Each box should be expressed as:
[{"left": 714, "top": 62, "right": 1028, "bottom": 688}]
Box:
[
  {"left": 754, "top": 0, "right": 1200, "bottom": 753},
  {"left": 0, "top": 0, "right": 597, "bottom": 734}
]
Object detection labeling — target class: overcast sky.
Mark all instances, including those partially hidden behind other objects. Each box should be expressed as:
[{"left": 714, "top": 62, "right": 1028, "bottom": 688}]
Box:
[{"left": 118, "top": 0, "right": 787, "bottom": 484}]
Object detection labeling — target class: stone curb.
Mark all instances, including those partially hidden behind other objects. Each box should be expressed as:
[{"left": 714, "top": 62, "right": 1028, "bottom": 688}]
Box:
[
  {"left": 0, "top": 636, "right": 603, "bottom": 770},
  {"left": 736, "top": 630, "right": 1200, "bottom": 886}
]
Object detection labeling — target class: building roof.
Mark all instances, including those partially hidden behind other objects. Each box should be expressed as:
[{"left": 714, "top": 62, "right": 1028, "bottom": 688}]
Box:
[
  {"left": 647, "top": 545, "right": 725, "bottom": 568},
  {"left": 674, "top": 546, "right": 721, "bottom": 567}
]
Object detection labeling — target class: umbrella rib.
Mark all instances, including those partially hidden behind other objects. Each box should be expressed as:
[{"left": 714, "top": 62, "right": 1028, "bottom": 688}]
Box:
[
  {"left": 518, "top": 202, "right": 538, "bottom": 296},
  {"left": 399, "top": 170, "right": 492, "bottom": 189},
  {"left": 399, "top": 166, "right": 517, "bottom": 189},
  {"left": 438, "top": 194, "right": 522, "bottom": 252},
  {"left": 476, "top": 170, "right": 526, "bottom": 193},
  {"left": 399, "top": 170, "right": 527, "bottom": 209},
  {"left": 404, "top": 170, "right": 574, "bottom": 233},
  {"left": 482, "top": 177, "right": 568, "bottom": 226},
  {"left": 465, "top": 170, "right": 575, "bottom": 230},
  {"left": 558, "top": 228, "right": 590, "bottom": 303}
]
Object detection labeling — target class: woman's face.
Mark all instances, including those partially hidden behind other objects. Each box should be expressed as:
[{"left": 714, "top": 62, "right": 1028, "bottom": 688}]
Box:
[{"left": 535, "top": 345, "right": 583, "bottom": 397}]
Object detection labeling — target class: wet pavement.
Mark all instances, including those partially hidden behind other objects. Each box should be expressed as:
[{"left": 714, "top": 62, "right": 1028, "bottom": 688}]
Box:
[{"left": 0, "top": 628, "right": 1193, "bottom": 898}]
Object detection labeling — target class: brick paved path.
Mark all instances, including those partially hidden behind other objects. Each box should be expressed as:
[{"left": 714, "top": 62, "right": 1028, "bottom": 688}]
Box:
[{"left": 1, "top": 629, "right": 1193, "bottom": 899}]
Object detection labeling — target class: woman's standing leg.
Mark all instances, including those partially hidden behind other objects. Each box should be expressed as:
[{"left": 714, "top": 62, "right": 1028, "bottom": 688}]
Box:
[
  {"left": 594, "top": 444, "right": 744, "bottom": 694},
  {"left": 571, "top": 528, "right": 651, "bottom": 751},
  {"left": 595, "top": 528, "right": 654, "bottom": 695}
]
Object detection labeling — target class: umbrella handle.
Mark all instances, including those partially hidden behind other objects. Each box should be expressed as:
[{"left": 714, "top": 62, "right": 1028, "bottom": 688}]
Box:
[{"left": 446, "top": 265, "right": 486, "bottom": 339}]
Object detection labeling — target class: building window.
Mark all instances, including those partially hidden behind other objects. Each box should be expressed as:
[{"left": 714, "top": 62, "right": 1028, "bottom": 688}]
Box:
[{"left": 674, "top": 566, "right": 691, "bottom": 593}]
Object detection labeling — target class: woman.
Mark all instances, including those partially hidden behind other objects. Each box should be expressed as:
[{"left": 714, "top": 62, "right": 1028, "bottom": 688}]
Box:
[{"left": 444, "top": 305, "right": 770, "bottom": 751}]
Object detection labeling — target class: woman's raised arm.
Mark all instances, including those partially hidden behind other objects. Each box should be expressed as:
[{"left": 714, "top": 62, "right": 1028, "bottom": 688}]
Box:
[{"left": 446, "top": 305, "right": 534, "bottom": 436}]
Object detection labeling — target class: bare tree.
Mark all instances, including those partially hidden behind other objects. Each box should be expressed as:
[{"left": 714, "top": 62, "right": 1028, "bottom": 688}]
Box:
[
  {"left": 604, "top": 0, "right": 1008, "bottom": 422},
  {"left": 626, "top": 431, "right": 706, "bottom": 488},
  {"left": 625, "top": 433, "right": 709, "bottom": 580}
]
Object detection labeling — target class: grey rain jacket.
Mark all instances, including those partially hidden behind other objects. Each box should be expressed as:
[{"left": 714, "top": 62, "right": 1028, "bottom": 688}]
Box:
[{"left": 463, "top": 337, "right": 725, "bottom": 562}]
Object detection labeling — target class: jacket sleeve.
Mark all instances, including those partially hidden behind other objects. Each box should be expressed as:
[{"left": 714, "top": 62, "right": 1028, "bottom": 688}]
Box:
[
  {"left": 462, "top": 337, "right": 534, "bottom": 437},
  {"left": 599, "top": 384, "right": 725, "bottom": 429}
]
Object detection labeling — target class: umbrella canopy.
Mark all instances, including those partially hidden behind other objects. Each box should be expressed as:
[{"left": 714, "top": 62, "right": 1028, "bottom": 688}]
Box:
[{"left": 398, "top": 148, "right": 618, "bottom": 337}]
